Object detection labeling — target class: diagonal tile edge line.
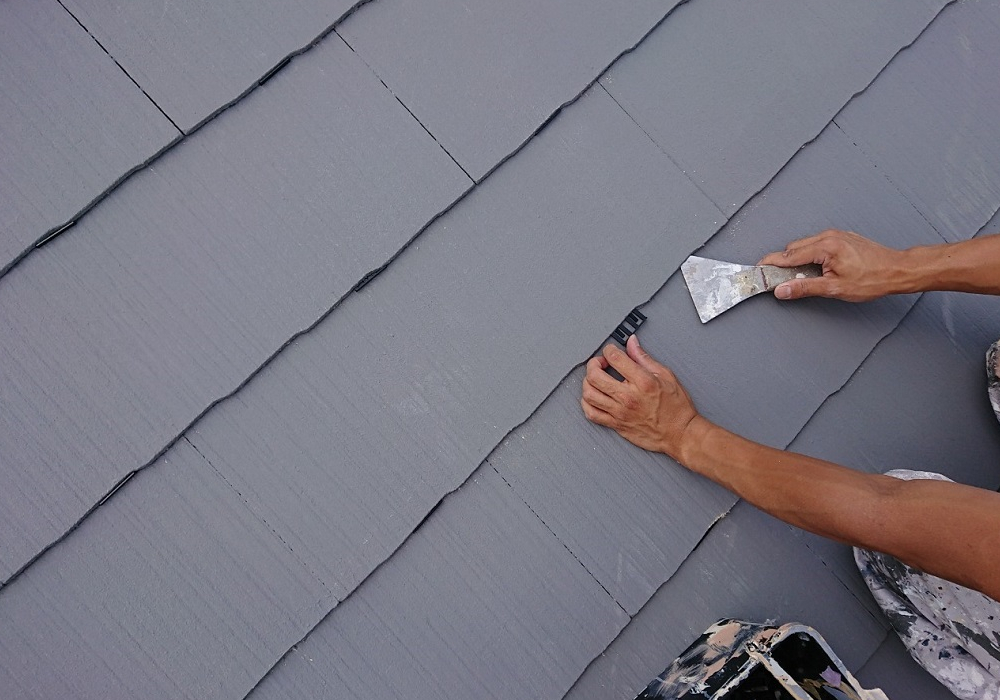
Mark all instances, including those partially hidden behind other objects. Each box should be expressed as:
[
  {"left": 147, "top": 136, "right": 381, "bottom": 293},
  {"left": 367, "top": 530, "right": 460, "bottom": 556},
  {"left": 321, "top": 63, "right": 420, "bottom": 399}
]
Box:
[
  {"left": 559, "top": 502, "right": 738, "bottom": 700},
  {"left": 1, "top": 129, "right": 184, "bottom": 278},
  {"left": 233, "top": 263, "right": 728, "bottom": 699},
  {"left": 54, "top": 0, "right": 182, "bottom": 132},
  {"left": 597, "top": 81, "right": 718, "bottom": 213},
  {"left": 781, "top": 295, "right": 922, "bottom": 463},
  {"left": 182, "top": 436, "right": 337, "bottom": 600},
  {"left": 1, "top": 10, "right": 732, "bottom": 585},
  {"left": 1, "top": 0, "right": 379, "bottom": 283},
  {"left": 487, "top": 460, "right": 630, "bottom": 618},
  {"left": 335, "top": 30, "right": 474, "bottom": 182},
  {"left": 5, "top": 0, "right": 692, "bottom": 280},
  {"left": 829, "top": 119, "right": 951, "bottom": 244},
  {"left": 557, "top": 292, "right": 930, "bottom": 699},
  {"left": 601, "top": 0, "right": 959, "bottom": 218},
  {"left": 0, "top": 176, "right": 475, "bottom": 591},
  {"left": 467, "top": 0, "right": 695, "bottom": 185}
]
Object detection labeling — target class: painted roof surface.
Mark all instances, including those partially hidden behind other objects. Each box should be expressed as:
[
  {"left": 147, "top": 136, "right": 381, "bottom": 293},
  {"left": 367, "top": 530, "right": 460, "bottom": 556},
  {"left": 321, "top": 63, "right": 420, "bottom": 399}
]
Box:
[{"left": 2, "top": 1, "right": 1000, "bottom": 698}]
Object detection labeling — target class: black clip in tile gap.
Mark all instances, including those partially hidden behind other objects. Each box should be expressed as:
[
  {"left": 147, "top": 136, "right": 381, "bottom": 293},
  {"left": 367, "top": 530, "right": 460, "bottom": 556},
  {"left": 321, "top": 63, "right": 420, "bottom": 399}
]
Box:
[
  {"left": 97, "top": 471, "right": 137, "bottom": 508},
  {"left": 611, "top": 308, "right": 646, "bottom": 347},
  {"left": 353, "top": 266, "right": 385, "bottom": 292},
  {"left": 259, "top": 56, "right": 292, "bottom": 86},
  {"left": 35, "top": 220, "right": 76, "bottom": 248}
]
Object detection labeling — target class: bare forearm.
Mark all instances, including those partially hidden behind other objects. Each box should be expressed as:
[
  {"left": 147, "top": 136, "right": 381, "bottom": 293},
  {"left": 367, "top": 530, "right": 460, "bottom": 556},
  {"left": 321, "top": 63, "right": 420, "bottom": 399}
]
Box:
[
  {"left": 678, "top": 419, "right": 1000, "bottom": 598},
  {"left": 892, "top": 233, "right": 1000, "bottom": 295}
]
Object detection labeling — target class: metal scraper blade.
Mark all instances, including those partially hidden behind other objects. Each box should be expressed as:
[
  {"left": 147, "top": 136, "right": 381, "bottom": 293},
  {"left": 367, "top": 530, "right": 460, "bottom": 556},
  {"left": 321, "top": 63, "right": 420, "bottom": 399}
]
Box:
[{"left": 680, "top": 255, "right": 822, "bottom": 323}]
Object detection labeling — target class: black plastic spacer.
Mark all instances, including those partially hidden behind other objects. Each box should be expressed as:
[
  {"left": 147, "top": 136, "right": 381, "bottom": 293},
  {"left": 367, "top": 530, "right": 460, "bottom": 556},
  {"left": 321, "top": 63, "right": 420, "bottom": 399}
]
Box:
[
  {"left": 259, "top": 56, "right": 292, "bottom": 86},
  {"left": 611, "top": 308, "right": 647, "bottom": 346},
  {"left": 353, "top": 266, "right": 384, "bottom": 292},
  {"left": 36, "top": 220, "right": 76, "bottom": 248}
]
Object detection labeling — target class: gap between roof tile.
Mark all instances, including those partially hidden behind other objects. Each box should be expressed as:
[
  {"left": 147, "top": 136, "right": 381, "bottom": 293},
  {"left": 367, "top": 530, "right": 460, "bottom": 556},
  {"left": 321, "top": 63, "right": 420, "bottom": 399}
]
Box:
[
  {"left": 9, "top": 0, "right": 688, "bottom": 283},
  {"left": 558, "top": 292, "right": 934, "bottom": 696},
  {"left": 487, "top": 459, "right": 629, "bottom": 618},
  {"left": 182, "top": 437, "right": 336, "bottom": 599},
  {"left": 334, "top": 29, "right": 474, "bottom": 182},
  {"left": 2, "top": 0, "right": 387, "bottom": 284},
  {"left": 829, "top": 119, "right": 951, "bottom": 245},
  {"left": 53, "top": 0, "right": 181, "bottom": 132}
]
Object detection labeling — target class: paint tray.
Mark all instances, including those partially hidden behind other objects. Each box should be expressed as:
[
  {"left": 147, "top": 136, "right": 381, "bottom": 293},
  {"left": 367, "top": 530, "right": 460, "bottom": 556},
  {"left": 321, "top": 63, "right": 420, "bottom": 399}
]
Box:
[{"left": 634, "top": 619, "right": 890, "bottom": 700}]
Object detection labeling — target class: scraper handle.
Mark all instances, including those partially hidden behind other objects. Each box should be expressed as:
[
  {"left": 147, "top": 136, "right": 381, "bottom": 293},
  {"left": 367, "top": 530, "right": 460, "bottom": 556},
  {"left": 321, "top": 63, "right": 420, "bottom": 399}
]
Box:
[{"left": 759, "top": 263, "right": 823, "bottom": 291}]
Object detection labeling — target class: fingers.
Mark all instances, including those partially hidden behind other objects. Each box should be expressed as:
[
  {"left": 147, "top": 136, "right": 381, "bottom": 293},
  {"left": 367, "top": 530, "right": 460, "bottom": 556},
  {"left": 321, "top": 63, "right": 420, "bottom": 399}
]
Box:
[
  {"left": 773, "top": 275, "right": 836, "bottom": 300},
  {"left": 761, "top": 240, "right": 834, "bottom": 269},
  {"left": 580, "top": 397, "right": 617, "bottom": 427},
  {"left": 581, "top": 377, "right": 619, "bottom": 413},
  {"left": 602, "top": 343, "right": 643, "bottom": 383},
  {"left": 626, "top": 334, "right": 668, "bottom": 378},
  {"left": 585, "top": 356, "right": 623, "bottom": 395},
  {"left": 759, "top": 230, "right": 849, "bottom": 266}
]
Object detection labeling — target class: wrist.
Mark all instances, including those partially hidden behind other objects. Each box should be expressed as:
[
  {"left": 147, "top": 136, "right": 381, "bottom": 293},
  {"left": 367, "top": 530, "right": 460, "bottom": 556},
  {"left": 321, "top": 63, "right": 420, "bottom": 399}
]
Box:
[
  {"left": 672, "top": 414, "right": 714, "bottom": 468},
  {"left": 879, "top": 246, "right": 923, "bottom": 295},
  {"left": 894, "top": 244, "right": 952, "bottom": 294}
]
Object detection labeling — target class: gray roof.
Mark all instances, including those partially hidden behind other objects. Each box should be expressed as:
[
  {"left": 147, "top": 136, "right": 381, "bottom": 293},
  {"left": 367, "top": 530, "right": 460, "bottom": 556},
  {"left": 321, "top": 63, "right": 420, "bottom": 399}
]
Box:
[{"left": 2, "top": 0, "right": 1000, "bottom": 698}]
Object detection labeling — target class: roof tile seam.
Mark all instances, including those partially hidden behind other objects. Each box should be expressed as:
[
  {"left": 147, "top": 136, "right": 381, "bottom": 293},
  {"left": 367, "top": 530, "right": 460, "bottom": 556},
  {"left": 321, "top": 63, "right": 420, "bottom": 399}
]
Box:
[
  {"left": 182, "top": 437, "right": 337, "bottom": 600},
  {"left": 234, "top": 468, "right": 478, "bottom": 700},
  {"left": 559, "top": 502, "right": 737, "bottom": 700},
  {"left": 0, "top": 170, "right": 473, "bottom": 590},
  {"left": 236, "top": 326, "right": 679, "bottom": 699},
  {"left": 597, "top": 81, "right": 720, "bottom": 215},
  {"left": 824, "top": 0, "right": 965, "bottom": 245},
  {"left": 558, "top": 289, "right": 942, "bottom": 696},
  {"left": 464, "top": 0, "right": 697, "bottom": 186},
  {"left": 53, "top": 0, "right": 182, "bottom": 132},
  {"left": 796, "top": 536, "right": 897, "bottom": 629},
  {"left": 2, "top": 0, "right": 375, "bottom": 283},
  {"left": 486, "top": 460, "right": 630, "bottom": 618},
  {"left": 829, "top": 122, "right": 950, "bottom": 245},
  {"left": 335, "top": 29, "right": 475, "bottom": 183},
  {"left": 1, "top": 0, "right": 720, "bottom": 583}
]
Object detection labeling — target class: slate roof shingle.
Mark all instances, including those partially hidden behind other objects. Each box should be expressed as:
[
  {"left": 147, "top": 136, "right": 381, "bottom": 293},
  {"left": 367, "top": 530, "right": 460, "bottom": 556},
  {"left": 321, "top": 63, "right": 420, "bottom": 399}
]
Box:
[{"left": 2, "top": 0, "right": 1000, "bottom": 698}]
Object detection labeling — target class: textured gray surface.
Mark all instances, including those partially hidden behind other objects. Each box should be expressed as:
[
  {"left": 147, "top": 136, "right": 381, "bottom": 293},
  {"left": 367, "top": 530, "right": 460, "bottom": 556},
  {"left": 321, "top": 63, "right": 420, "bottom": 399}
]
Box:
[
  {"left": 2, "top": 1, "right": 996, "bottom": 698},
  {"left": 0, "top": 0, "right": 178, "bottom": 274},
  {"left": 785, "top": 286, "right": 1000, "bottom": 609},
  {"left": 337, "top": 0, "right": 679, "bottom": 180},
  {"left": 249, "top": 466, "right": 629, "bottom": 700},
  {"left": 491, "top": 122, "right": 943, "bottom": 617},
  {"left": 185, "top": 84, "right": 722, "bottom": 602},
  {"left": 835, "top": 0, "right": 1000, "bottom": 241},
  {"left": 60, "top": 0, "right": 360, "bottom": 132},
  {"left": 0, "top": 439, "right": 330, "bottom": 700},
  {"left": 789, "top": 290, "right": 1000, "bottom": 488},
  {"left": 488, "top": 375, "right": 737, "bottom": 617},
  {"left": 601, "top": 0, "right": 951, "bottom": 216},
  {"left": 0, "top": 33, "right": 468, "bottom": 582},
  {"left": 855, "top": 632, "right": 957, "bottom": 699},
  {"left": 564, "top": 502, "right": 889, "bottom": 700}
]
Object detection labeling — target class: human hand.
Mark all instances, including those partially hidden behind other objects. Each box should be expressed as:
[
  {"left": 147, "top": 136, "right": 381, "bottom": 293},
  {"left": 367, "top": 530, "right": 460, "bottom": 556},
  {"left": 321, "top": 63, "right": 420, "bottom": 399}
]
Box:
[
  {"left": 758, "top": 229, "right": 906, "bottom": 302},
  {"left": 580, "top": 335, "right": 707, "bottom": 462}
]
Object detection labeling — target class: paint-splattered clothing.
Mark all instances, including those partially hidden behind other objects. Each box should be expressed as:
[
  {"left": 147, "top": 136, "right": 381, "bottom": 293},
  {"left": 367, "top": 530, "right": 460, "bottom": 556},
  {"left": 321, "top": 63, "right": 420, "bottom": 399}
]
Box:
[
  {"left": 988, "top": 340, "right": 1000, "bottom": 427},
  {"left": 852, "top": 344, "right": 1000, "bottom": 699},
  {"left": 855, "top": 470, "right": 1000, "bottom": 699}
]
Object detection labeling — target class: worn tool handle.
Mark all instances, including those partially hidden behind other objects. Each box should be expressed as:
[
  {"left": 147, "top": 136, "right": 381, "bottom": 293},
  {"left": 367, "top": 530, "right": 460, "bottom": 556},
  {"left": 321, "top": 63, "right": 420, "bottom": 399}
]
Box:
[{"left": 760, "top": 263, "right": 823, "bottom": 291}]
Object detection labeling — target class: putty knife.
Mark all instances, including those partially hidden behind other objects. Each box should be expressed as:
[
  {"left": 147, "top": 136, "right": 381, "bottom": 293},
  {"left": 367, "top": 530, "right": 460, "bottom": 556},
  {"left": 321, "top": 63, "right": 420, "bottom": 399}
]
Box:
[{"left": 680, "top": 255, "right": 823, "bottom": 323}]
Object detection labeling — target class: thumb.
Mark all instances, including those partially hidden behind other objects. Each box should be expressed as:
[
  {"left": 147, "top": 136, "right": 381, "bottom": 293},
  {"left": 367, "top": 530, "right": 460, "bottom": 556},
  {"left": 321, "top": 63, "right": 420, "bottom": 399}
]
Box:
[
  {"left": 626, "top": 334, "right": 663, "bottom": 373},
  {"left": 774, "top": 275, "right": 835, "bottom": 300}
]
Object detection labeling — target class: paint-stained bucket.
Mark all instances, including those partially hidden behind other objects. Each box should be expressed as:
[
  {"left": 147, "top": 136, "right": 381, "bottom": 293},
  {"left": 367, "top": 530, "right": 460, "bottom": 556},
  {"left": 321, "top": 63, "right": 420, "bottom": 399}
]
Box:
[{"left": 634, "top": 619, "right": 888, "bottom": 699}]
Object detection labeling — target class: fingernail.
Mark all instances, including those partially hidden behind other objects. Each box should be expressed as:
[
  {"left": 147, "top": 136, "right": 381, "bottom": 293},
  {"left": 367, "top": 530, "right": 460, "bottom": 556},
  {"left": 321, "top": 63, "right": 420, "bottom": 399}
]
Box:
[{"left": 776, "top": 284, "right": 792, "bottom": 299}]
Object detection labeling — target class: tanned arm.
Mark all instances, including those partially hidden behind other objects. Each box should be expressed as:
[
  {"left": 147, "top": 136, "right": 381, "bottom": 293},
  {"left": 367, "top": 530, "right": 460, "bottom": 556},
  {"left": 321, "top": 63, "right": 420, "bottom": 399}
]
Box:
[
  {"left": 581, "top": 336, "right": 1000, "bottom": 601},
  {"left": 757, "top": 229, "right": 1000, "bottom": 300}
]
